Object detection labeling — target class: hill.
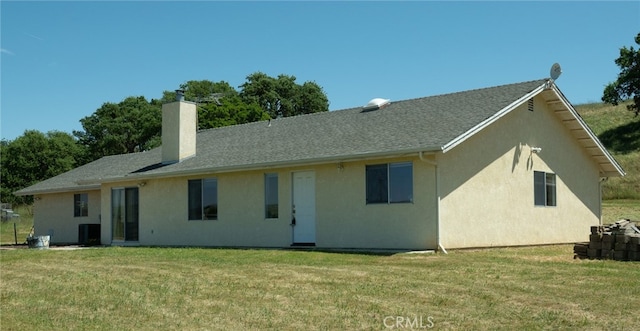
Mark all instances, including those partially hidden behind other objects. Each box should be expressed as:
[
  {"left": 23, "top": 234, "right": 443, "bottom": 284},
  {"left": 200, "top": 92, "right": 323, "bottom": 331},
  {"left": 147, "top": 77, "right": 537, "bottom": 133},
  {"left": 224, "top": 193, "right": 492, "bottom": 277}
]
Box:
[{"left": 576, "top": 101, "right": 640, "bottom": 200}]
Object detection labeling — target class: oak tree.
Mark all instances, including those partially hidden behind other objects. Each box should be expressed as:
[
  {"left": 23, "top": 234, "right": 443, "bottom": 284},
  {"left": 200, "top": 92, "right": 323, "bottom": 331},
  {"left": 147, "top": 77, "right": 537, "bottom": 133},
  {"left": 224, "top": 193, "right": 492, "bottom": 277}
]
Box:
[{"left": 602, "top": 32, "right": 640, "bottom": 116}]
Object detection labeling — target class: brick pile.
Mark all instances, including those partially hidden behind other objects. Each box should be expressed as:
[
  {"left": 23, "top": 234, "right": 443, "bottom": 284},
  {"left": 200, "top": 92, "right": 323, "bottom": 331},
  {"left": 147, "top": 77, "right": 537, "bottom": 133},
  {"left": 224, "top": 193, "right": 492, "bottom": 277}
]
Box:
[{"left": 574, "top": 219, "right": 640, "bottom": 261}]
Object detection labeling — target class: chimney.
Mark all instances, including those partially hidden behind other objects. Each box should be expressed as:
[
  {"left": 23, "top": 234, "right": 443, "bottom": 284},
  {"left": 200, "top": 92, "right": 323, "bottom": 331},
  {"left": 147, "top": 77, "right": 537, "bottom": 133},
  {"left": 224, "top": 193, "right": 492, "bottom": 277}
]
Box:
[{"left": 162, "top": 90, "right": 197, "bottom": 164}]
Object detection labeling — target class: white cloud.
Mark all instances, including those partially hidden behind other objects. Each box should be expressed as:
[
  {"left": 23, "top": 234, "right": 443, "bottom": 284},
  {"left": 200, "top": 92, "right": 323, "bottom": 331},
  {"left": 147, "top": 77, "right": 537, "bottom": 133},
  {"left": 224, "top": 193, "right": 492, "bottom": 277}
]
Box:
[
  {"left": 23, "top": 32, "right": 44, "bottom": 41},
  {"left": 1, "top": 48, "right": 15, "bottom": 55}
]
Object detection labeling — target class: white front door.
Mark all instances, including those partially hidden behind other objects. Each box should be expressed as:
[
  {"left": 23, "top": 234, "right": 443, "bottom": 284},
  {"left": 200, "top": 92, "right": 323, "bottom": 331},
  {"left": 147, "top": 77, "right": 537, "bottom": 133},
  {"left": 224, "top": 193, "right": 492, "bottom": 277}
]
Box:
[{"left": 292, "top": 171, "right": 316, "bottom": 244}]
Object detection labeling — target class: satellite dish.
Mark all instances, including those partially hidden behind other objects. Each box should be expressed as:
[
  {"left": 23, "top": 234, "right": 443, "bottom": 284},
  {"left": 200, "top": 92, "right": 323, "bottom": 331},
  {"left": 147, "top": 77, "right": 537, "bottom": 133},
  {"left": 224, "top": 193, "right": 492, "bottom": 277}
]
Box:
[{"left": 550, "top": 63, "right": 562, "bottom": 80}]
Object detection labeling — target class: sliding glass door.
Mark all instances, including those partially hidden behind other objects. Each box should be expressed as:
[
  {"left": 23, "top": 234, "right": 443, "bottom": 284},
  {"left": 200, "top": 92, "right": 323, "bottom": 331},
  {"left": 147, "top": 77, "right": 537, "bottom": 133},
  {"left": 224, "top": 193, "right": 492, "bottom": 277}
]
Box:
[{"left": 111, "top": 187, "right": 139, "bottom": 242}]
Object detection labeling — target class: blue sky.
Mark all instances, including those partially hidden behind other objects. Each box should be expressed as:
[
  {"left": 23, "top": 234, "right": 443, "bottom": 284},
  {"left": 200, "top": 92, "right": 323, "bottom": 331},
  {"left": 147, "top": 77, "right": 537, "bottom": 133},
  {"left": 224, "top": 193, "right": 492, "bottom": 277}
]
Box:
[{"left": 1, "top": 1, "right": 639, "bottom": 141}]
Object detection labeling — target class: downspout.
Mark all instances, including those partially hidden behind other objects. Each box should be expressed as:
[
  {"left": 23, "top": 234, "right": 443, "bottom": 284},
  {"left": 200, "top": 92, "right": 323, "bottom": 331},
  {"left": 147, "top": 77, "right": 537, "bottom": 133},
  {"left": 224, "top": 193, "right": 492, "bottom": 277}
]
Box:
[
  {"left": 599, "top": 177, "right": 607, "bottom": 226},
  {"left": 419, "top": 151, "right": 447, "bottom": 254}
]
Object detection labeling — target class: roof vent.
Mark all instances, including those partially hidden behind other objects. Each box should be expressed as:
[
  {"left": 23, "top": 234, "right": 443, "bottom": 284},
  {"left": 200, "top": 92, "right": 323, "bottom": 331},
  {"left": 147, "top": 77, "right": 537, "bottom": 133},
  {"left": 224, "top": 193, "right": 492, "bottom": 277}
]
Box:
[{"left": 362, "top": 98, "right": 391, "bottom": 111}]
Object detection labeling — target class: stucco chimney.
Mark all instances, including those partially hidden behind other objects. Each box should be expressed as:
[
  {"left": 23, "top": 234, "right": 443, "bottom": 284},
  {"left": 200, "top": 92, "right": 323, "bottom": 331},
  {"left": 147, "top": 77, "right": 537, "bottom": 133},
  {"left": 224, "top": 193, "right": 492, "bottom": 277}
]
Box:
[{"left": 162, "top": 90, "right": 196, "bottom": 164}]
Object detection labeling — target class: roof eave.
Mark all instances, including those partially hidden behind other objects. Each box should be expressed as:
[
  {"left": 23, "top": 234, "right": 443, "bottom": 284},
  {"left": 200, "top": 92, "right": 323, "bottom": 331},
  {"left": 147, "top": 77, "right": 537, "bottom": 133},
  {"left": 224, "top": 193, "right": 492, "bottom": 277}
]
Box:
[
  {"left": 79, "top": 147, "right": 444, "bottom": 184},
  {"left": 547, "top": 84, "right": 626, "bottom": 177},
  {"left": 441, "top": 83, "right": 547, "bottom": 153},
  {"left": 14, "top": 184, "right": 101, "bottom": 196},
  {"left": 440, "top": 81, "right": 625, "bottom": 178}
]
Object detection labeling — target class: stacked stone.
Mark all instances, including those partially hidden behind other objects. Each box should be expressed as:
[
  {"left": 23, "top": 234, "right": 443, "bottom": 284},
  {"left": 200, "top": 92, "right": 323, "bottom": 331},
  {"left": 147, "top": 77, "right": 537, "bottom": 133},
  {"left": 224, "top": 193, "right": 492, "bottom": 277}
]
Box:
[{"left": 575, "top": 219, "right": 640, "bottom": 261}]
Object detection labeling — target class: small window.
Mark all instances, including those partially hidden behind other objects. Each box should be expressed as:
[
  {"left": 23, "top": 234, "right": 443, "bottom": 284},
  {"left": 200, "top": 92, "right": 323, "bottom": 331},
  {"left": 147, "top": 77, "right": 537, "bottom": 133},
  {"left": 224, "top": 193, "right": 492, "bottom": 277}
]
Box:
[
  {"left": 545, "top": 173, "right": 556, "bottom": 206},
  {"left": 74, "top": 193, "right": 88, "bottom": 217},
  {"left": 265, "top": 173, "right": 279, "bottom": 218},
  {"left": 188, "top": 178, "right": 218, "bottom": 220},
  {"left": 534, "top": 171, "right": 556, "bottom": 207},
  {"left": 366, "top": 162, "right": 413, "bottom": 204}
]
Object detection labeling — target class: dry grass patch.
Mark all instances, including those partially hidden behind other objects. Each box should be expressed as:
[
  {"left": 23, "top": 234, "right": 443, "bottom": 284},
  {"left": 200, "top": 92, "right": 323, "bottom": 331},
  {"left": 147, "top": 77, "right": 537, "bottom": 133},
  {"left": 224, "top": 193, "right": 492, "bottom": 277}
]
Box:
[
  {"left": 601, "top": 199, "right": 640, "bottom": 223},
  {"left": 0, "top": 205, "right": 34, "bottom": 245}
]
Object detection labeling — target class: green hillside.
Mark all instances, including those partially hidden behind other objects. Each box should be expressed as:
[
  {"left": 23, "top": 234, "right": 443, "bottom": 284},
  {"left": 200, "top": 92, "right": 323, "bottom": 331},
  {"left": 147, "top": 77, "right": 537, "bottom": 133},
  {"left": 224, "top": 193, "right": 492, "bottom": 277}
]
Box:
[{"left": 576, "top": 101, "right": 640, "bottom": 200}]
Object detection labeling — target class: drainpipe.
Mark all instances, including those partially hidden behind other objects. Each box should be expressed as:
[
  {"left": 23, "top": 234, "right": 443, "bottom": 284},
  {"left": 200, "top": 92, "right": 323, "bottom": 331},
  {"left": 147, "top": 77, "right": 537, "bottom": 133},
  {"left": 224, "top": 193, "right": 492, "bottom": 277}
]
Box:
[
  {"left": 419, "top": 151, "right": 447, "bottom": 254},
  {"left": 599, "top": 177, "right": 607, "bottom": 226}
]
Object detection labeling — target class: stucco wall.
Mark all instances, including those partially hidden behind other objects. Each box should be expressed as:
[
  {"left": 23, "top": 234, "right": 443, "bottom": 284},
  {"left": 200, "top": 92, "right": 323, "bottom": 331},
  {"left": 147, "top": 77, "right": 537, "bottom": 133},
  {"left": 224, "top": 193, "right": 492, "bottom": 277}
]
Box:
[
  {"left": 162, "top": 101, "right": 196, "bottom": 163},
  {"left": 100, "top": 157, "right": 438, "bottom": 250},
  {"left": 439, "top": 97, "right": 601, "bottom": 248},
  {"left": 316, "top": 157, "right": 438, "bottom": 250},
  {"left": 33, "top": 190, "right": 101, "bottom": 244}
]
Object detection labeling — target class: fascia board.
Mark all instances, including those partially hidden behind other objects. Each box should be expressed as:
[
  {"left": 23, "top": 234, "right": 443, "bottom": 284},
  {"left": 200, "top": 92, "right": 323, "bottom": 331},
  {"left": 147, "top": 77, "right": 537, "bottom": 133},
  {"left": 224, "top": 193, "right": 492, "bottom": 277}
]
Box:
[
  {"left": 14, "top": 184, "right": 101, "bottom": 196},
  {"left": 549, "top": 84, "right": 626, "bottom": 177},
  {"left": 441, "top": 83, "right": 547, "bottom": 153},
  {"left": 79, "top": 147, "right": 444, "bottom": 185}
]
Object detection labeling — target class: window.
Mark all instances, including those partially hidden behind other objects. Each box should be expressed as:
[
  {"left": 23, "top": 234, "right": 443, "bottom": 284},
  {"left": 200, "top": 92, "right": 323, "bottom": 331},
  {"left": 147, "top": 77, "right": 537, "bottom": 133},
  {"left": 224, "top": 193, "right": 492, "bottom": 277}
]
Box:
[
  {"left": 366, "top": 162, "right": 413, "bottom": 204},
  {"left": 188, "top": 178, "right": 218, "bottom": 220},
  {"left": 74, "top": 193, "right": 88, "bottom": 217},
  {"left": 534, "top": 171, "right": 556, "bottom": 206},
  {"left": 265, "top": 173, "right": 278, "bottom": 218}
]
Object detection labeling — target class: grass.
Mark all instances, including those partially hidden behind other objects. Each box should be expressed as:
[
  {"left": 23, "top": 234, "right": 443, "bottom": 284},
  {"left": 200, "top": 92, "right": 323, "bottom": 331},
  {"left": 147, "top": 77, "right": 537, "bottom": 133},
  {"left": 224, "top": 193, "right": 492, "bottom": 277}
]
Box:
[
  {"left": 576, "top": 101, "right": 640, "bottom": 199},
  {"left": 1, "top": 245, "right": 638, "bottom": 330},
  {"left": 576, "top": 101, "right": 638, "bottom": 140},
  {"left": 601, "top": 199, "right": 640, "bottom": 223},
  {"left": 0, "top": 205, "right": 33, "bottom": 245},
  {"left": 599, "top": 152, "right": 640, "bottom": 199}
]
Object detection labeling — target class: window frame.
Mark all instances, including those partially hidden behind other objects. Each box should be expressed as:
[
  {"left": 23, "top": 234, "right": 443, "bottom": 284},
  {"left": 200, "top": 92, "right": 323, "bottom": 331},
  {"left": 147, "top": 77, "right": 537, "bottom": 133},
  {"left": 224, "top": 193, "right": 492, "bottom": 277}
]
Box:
[
  {"left": 366, "top": 162, "right": 413, "bottom": 204},
  {"left": 188, "top": 178, "right": 218, "bottom": 220},
  {"left": 534, "top": 171, "right": 557, "bottom": 207},
  {"left": 264, "top": 173, "right": 279, "bottom": 219},
  {"left": 74, "top": 193, "right": 88, "bottom": 217}
]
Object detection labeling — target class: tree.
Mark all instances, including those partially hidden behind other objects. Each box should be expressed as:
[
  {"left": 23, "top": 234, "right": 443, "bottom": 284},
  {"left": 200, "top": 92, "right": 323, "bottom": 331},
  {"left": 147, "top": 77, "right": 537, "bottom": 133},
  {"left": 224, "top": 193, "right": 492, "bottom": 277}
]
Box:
[
  {"left": 74, "top": 96, "right": 161, "bottom": 162},
  {"left": 197, "top": 94, "right": 270, "bottom": 130},
  {"left": 159, "top": 79, "right": 270, "bottom": 130},
  {"left": 602, "top": 32, "right": 640, "bottom": 116},
  {"left": 1, "top": 130, "right": 85, "bottom": 204},
  {"left": 296, "top": 81, "right": 330, "bottom": 115},
  {"left": 160, "top": 80, "right": 238, "bottom": 104},
  {"left": 240, "top": 72, "right": 329, "bottom": 118}
]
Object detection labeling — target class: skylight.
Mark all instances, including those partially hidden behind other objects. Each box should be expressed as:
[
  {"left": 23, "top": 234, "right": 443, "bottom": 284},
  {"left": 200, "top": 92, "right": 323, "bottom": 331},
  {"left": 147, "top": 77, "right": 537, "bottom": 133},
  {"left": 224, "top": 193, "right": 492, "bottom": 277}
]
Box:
[{"left": 362, "top": 98, "right": 391, "bottom": 111}]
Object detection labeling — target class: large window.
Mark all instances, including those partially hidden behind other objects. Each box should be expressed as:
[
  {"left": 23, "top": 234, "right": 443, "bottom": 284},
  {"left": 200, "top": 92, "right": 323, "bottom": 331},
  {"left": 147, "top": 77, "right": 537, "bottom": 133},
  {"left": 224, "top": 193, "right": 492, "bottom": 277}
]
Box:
[
  {"left": 74, "top": 193, "right": 88, "bottom": 217},
  {"left": 534, "top": 171, "right": 556, "bottom": 206},
  {"left": 265, "top": 173, "right": 279, "bottom": 219},
  {"left": 111, "top": 188, "right": 139, "bottom": 241},
  {"left": 366, "top": 162, "right": 413, "bottom": 204},
  {"left": 188, "top": 178, "right": 218, "bottom": 220}
]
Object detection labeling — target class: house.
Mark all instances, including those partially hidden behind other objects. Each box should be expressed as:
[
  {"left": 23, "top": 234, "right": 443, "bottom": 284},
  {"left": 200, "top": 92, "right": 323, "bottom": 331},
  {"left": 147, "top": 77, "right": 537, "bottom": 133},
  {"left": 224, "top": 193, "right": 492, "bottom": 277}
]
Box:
[{"left": 15, "top": 79, "right": 625, "bottom": 250}]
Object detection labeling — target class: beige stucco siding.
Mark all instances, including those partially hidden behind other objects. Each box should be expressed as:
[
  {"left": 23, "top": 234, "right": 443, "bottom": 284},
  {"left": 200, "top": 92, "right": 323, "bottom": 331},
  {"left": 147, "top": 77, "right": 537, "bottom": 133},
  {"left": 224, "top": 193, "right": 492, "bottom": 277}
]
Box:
[
  {"left": 100, "top": 158, "right": 438, "bottom": 250},
  {"left": 101, "top": 175, "right": 291, "bottom": 247},
  {"left": 316, "top": 158, "right": 438, "bottom": 250},
  {"left": 161, "top": 101, "right": 197, "bottom": 163},
  {"left": 439, "top": 97, "right": 601, "bottom": 248},
  {"left": 33, "top": 190, "right": 101, "bottom": 244}
]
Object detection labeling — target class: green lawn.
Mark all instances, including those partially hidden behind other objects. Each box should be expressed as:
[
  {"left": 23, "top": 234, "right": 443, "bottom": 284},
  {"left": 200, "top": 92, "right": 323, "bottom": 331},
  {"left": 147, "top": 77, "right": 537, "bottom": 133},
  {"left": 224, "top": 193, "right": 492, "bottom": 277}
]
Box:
[
  {"left": 2, "top": 201, "right": 638, "bottom": 329},
  {"left": 1, "top": 245, "right": 638, "bottom": 330}
]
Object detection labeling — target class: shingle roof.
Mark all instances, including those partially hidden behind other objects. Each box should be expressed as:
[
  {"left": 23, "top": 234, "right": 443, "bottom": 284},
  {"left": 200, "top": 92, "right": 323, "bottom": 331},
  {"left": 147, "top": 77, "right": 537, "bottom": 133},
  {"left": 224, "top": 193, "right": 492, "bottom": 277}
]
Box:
[
  {"left": 20, "top": 78, "right": 614, "bottom": 195},
  {"left": 154, "top": 79, "right": 548, "bottom": 173},
  {"left": 14, "top": 150, "right": 162, "bottom": 195}
]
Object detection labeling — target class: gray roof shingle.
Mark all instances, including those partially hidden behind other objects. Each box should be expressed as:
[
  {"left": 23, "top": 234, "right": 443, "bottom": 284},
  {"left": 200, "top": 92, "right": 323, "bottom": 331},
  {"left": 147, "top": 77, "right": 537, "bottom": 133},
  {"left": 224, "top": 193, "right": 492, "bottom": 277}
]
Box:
[{"left": 16, "top": 79, "right": 548, "bottom": 195}]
